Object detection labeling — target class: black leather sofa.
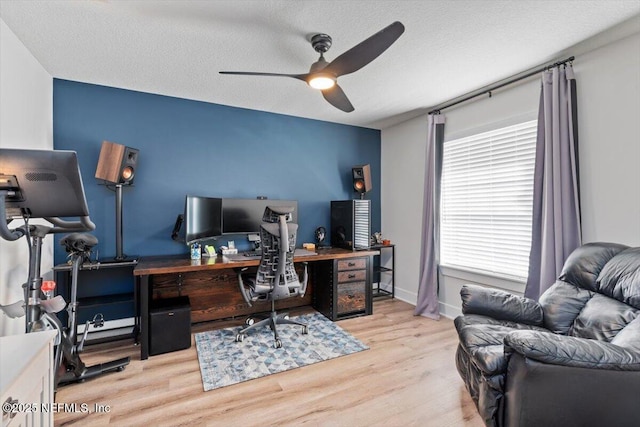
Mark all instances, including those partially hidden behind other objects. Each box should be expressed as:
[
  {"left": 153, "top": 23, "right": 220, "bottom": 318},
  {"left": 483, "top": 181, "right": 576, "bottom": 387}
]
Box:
[{"left": 454, "top": 242, "right": 640, "bottom": 427}]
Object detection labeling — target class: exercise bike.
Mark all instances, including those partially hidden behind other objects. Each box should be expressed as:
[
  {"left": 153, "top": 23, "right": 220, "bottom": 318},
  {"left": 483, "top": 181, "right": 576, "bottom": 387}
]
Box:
[{"left": 0, "top": 148, "right": 130, "bottom": 389}]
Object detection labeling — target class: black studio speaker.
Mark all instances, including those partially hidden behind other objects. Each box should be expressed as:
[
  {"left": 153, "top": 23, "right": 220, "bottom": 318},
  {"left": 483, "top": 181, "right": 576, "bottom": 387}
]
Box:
[
  {"left": 95, "top": 140, "right": 139, "bottom": 185},
  {"left": 352, "top": 164, "right": 372, "bottom": 195}
]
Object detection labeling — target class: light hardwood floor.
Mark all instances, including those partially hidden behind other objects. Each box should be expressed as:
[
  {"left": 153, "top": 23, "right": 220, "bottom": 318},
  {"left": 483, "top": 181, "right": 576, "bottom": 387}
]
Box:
[{"left": 54, "top": 299, "right": 483, "bottom": 426}]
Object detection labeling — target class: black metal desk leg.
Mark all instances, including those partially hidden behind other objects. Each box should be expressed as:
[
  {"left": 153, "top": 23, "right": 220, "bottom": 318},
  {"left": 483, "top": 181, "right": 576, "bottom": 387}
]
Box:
[{"left": 140, "top": 274, "right": 150, "bottom": 360}]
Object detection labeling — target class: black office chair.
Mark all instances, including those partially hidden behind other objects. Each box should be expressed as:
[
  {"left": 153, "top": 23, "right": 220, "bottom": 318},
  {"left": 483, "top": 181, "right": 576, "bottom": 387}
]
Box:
[{"left": 236, "top": 206, "right": 308, "bottom": 348}]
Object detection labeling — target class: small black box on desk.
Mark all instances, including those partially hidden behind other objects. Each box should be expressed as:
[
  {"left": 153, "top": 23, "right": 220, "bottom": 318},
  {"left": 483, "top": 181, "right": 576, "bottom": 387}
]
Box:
[{"left": 149, "top": 296, "right": 191, "bottom": 356}]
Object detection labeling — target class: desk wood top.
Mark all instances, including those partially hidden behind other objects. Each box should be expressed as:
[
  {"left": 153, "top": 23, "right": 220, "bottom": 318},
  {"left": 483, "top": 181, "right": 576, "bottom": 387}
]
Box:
[{"left": 133, "top": 247, "right": 379, "bottom": 276}]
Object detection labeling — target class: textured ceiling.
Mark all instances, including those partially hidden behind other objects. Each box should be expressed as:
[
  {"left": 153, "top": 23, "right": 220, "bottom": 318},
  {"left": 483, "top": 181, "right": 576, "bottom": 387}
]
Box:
[{"left": 1, "top": 1, "right": 639, "bottom": 129}]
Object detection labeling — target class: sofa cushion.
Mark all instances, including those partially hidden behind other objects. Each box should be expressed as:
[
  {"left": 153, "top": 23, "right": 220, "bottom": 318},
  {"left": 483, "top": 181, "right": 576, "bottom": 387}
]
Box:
[
  {"left": 558, "top": 242, "right": 628, "bottom": 291},
  {"left": 597, "top": 247, "right": 640, "bottom": 309},
  {"left": 570, "top": 293, "right": 639, "bottom": 341},
  {"left": 611, "top": 316, "right": 640, "bottom": 353},
  {"left": 539, "top": 281, "right": 593, "bottom": 334}
]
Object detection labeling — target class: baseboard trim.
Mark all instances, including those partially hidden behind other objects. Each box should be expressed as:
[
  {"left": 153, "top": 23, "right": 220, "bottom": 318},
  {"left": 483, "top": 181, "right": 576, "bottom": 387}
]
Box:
[{"left": 439, "top": 302, "right": 461, "bottom": 319}]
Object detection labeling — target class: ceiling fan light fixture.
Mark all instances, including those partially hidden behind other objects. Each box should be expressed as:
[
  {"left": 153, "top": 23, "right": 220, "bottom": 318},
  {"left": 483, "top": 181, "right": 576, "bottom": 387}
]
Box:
[{"left": 308, "top": 74, "right": 336, "bottom": 90}]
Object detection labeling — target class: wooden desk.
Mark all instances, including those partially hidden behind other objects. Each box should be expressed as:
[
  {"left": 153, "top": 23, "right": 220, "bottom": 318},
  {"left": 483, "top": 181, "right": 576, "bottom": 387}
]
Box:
[{"left": 133, "top": 248, "right": 378, "bottom": 359}]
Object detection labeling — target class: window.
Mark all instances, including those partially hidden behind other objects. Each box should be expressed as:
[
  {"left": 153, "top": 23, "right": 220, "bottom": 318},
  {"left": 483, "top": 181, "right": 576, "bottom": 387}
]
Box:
[{"left": 440, "top": 120, "right": 537, "bottom": 281}]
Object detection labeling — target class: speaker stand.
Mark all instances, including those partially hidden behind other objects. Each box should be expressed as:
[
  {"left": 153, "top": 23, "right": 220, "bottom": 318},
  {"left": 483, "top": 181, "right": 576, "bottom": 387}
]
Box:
[{"left": 113, "top": 184, "right": 136, "bottom": 262}]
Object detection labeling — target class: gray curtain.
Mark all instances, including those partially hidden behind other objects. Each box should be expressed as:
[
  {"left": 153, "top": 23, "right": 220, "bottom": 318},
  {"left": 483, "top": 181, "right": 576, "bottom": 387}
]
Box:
[
  {"left": 415, "top": 113, "right": 445, "bottom": 319},
  {"left": 525, "top": 64, "right": 581, "bottom": 299}
]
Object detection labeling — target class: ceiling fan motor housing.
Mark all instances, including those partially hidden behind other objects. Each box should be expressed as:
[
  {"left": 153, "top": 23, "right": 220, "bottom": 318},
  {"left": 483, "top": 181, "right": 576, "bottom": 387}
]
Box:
[{"left": 311, "top": 34, "right": 332, "bottom": 53}]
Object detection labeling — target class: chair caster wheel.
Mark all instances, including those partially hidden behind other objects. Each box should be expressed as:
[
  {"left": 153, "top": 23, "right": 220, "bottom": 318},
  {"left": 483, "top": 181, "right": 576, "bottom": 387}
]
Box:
[
  {"left": 245, "top": 318, "right": 254, "bottom": 326},
  {"left": 117, "top": 366, "right": 125, "bottom": 372},
  {"left": 302, "top": 325, "right": 309, "bottom": 334},
  {"left": 274, "top": 339, "right": 282, "bottom": 349},
  {"left": 235, "top": 334, "right": 244, "bottom": 342}
]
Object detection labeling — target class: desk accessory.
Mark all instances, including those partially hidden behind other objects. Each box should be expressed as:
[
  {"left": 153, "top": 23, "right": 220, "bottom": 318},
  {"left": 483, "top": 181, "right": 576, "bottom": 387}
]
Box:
[
  {"left": 190, "top": 242, "right": 201, "bottom": 260},
  {"left": 203, "top": 245, "right": 217, "bottom": 257}
]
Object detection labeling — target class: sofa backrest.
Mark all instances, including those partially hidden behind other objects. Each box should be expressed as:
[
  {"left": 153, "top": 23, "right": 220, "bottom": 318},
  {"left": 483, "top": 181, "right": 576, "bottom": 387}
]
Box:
[{"left": 538, "top": 243, "right": 640, "bottom": 348}]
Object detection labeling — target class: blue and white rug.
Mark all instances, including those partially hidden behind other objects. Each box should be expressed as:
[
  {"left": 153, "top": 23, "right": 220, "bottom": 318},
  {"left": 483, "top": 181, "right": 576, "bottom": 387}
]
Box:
[{"left": 195, "top": 312, "right": 369, "bottom": 391}]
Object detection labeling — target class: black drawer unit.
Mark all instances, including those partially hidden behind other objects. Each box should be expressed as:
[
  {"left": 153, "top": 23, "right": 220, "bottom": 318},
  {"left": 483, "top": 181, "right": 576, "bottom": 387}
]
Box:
[{"left": 313, "top": 256, "right": 372, "bottom": 320}]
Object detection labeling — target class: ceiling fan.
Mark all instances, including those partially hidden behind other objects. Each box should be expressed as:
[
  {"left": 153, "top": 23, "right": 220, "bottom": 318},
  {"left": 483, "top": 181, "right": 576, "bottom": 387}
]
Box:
[{"left": 219, "top": 21, "right": 405, "bottom": 113}]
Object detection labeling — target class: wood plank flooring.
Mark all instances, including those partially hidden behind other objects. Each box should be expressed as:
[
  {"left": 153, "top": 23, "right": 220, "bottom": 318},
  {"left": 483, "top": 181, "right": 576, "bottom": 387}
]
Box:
[{"left": 54, "top": 299, "right": 483, "bottom": 426}]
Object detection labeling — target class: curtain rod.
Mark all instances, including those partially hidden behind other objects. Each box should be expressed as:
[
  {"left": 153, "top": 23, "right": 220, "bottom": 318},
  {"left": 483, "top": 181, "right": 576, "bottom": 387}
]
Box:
[{"left": 428, "top": 55, "right": 575, "bottom": 115}]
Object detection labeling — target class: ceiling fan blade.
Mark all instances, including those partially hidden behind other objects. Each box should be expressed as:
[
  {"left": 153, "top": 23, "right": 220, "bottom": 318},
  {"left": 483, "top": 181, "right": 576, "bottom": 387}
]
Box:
[
  {"left": 219, "top": 71, "right": 308, "bottom": 81},
  {"left": 324, "top": 21, "right": 405, "bottom": 77},
  {"left": 322, "top": 84, "right": 354, "bottom": 112}
]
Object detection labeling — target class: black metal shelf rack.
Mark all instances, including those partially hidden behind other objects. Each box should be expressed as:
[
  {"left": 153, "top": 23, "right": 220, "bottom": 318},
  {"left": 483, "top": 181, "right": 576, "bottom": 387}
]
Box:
[{"left": 372, "top": 244, "right": 395, "bottom": 299}]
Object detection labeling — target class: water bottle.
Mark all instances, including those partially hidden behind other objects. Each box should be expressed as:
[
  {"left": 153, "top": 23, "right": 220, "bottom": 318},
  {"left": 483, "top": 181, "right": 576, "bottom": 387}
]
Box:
[{"left": 190, "top": 242, "right": 201, "bottom": 260}]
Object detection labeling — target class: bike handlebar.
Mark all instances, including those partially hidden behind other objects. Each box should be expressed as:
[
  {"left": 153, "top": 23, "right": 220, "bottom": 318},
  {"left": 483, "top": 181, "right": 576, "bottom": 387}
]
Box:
[
  {"left": 0, "top": 191, "right": 95, "bottom": 241},
  {"left": 45, "top": 216, "right": 96, "bottom": 233}
]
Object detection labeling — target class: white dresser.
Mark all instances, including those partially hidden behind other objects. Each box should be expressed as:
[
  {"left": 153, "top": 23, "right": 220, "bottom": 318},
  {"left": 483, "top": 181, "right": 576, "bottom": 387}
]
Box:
[{"left": 1, "top": 330, "right": 56, "bottom": 427}]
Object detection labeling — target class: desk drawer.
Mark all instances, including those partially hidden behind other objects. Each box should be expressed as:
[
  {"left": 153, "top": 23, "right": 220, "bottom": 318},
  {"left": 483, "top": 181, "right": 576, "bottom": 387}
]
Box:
[
  {"left": 337, "top": 269, "right": 367, "bottom": 283},
  {"left": 337, "top": 258, "right": 366, "bottom": 271},
  {"left": 337, "top": 282, "right": 366, "bottom": 314}
]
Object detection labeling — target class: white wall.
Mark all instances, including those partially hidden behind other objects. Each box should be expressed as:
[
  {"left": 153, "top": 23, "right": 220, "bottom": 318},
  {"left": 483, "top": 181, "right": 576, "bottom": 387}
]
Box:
[
  {"left": 381, "top": 115, "right": 428, "bottom": 304},
  {"left": 0, "top": 18, "right": 53, "bottom": 336},
  {"left": 578, "top": 33, "right": 640, "bottom": 245},
  {"left": 381, "top": 20, "right": 640, "bottom": 318}
]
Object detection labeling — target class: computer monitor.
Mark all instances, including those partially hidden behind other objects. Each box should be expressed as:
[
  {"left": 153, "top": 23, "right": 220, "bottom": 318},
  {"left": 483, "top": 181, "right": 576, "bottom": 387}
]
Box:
[
  {"left": 0, "top": 148, "right": 90, "bottom": 219},
  {"left": 184, "top": 195, "right": 222, "bottom": 244},
  {"left": 222, "top": 198, "right": 297, "bottom": 234}
]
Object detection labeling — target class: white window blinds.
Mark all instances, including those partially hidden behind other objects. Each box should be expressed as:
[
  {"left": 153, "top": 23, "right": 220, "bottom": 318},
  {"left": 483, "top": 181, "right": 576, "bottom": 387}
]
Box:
[{"left": 440, "top": 120, "right": 537, "bottom": 281}]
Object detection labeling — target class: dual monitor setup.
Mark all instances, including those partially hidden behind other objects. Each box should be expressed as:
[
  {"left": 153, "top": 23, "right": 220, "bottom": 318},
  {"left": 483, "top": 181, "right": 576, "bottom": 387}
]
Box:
[
  {"left": 175, "top": 196, "right": 298, "bottom": 250},
  {"left": 177, "top": 164, "right": 374, "bottom": 253}
]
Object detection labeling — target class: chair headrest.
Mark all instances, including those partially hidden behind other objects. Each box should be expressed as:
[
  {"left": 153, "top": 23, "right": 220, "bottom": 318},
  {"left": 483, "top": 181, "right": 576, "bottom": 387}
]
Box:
[{"left": 263, "top": 206, "right": 294, "bottom": 223}]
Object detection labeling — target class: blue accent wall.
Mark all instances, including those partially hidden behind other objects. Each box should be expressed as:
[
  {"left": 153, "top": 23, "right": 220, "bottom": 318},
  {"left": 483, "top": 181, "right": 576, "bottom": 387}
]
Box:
[{"left": 53, "top": 79, "right": 381, "bottom": 264}]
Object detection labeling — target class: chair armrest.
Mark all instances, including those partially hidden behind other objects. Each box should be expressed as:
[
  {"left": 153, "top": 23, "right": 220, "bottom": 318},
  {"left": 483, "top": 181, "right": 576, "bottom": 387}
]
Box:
[
  {"left": 505, "top": 330, "right": 640, "bottom": 371},
  {"left": 236, "top": 267, "right": 254, "bottom": 307},
  {"left": 460, "top": 284, "right": 544, "bottom": 326},
  {"left": 299, "top": 262, "right": 308, "bottom": 296}
]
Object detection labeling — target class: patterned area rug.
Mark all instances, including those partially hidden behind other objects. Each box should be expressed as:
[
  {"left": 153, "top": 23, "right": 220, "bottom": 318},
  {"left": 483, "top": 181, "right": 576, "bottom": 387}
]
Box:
[{"left": 195, "top": 312, "right": 368, "bottom": 391}]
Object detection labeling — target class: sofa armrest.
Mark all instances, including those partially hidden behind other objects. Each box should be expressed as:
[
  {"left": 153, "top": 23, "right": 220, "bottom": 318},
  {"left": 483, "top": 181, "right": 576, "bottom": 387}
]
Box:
[
  {"left": 460, "top": 284, "right": 544, "bottom": 326},
  {"left": 505, "top": 330, "right": 640, "bottom": 371}
]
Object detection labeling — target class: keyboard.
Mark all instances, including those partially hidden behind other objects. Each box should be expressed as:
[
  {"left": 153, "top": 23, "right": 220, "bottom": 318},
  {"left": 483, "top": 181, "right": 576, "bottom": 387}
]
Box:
[
  {"left": 243, "top": 252, "right": 261, "bottom": 258},
  {"left": 226, "top": 249, "right": 316, "bottom": 262}
]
